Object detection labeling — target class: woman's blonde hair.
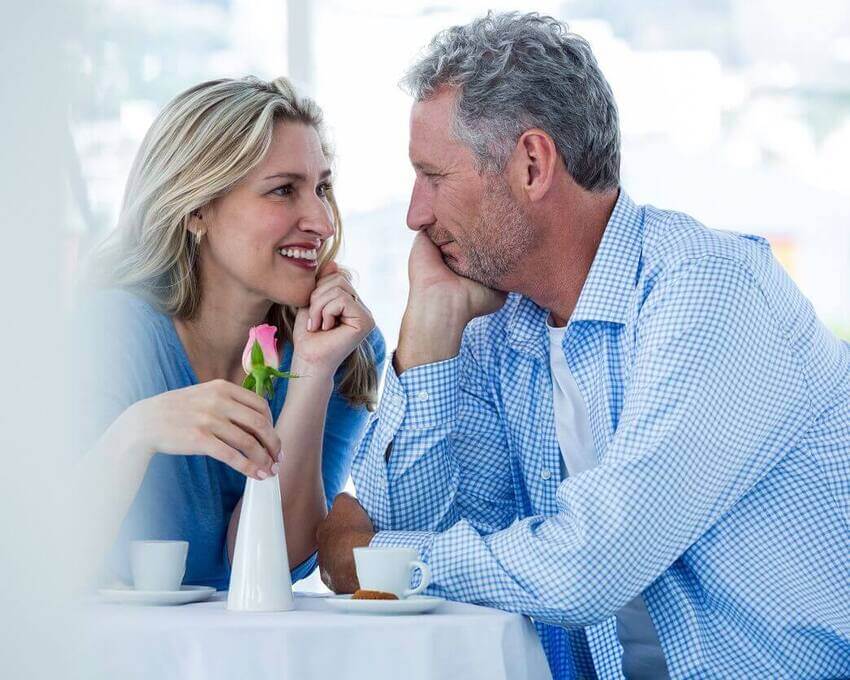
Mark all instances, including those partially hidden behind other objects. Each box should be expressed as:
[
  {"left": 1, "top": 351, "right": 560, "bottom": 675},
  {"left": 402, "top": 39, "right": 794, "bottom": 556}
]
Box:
[{"left": 84, "top": 75, "right": 378, "bottom": 408}]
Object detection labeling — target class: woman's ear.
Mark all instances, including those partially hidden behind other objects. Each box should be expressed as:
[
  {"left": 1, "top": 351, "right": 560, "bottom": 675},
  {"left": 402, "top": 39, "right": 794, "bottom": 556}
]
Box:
[
  {"left": 509, "top": 128, "right": 558, "bottom": 203},
  {"left": 188, "top": 208, "right": 206, "bottom": 241},
  {"left": 188, "top": 205, "right": 208, "bottom": 231}
]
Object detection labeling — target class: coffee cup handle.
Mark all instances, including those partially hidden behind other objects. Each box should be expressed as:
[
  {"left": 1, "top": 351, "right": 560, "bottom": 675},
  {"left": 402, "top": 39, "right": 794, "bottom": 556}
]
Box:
[{"left": 403, "top": 560, "right": 431, "bottom": 597}]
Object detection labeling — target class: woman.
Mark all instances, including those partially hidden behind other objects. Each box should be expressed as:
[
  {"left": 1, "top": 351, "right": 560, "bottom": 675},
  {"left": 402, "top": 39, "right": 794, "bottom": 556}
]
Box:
[{"left": 71, "top": 75, "right": 384, "bottom": 590}]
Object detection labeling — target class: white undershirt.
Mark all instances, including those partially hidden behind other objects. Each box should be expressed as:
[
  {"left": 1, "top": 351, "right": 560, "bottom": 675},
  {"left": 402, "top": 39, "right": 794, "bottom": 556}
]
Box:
[{"left": 547, "top": 320, "right": 669, "bottom": 680}]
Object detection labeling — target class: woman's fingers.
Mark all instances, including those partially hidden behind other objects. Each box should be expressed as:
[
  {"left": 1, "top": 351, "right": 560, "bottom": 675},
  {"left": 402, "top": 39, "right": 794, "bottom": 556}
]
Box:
[
  {"left": 226, "top": 401, "right": 282, "bottom": 461},
  {"left": 309, "top": 286, "right": 349, "bottom": 330},
  {"left": 307, "top": 264, "right": 362, "bottom": 332},
  {"left": 215, "top": 379, "right": 273, "bottom": 420},
  {"left": 202, "top": 437, "right": 261, "bottom": 479},
  {"left": 206, "top": 380, "right": 279, "bottom": 474},
  {"left": 151, "top": 381, "right": 280, "bottom": 480},
  {"left": 212, "top": 419, "right": 276, "bottom": 476},
  {"left": 308, "top": 285, "right": 368, "bottom": 332},
  {"left": 309, "top": 276, "right": 356, "bottom": 319},
  {"left": 320, "top": 297, "right": 348, "bottom": 331},
  {"left": 316, "top": 260, "right": 339, "bottom": 278},
  {"left": 311, "top": 272, "right": 355, "bottom": 301}
]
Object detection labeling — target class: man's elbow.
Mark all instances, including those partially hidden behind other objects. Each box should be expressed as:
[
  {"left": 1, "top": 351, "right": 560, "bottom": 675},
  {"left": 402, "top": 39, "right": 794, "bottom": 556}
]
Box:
[
  {"left": 526, "top": 557, "right": 629, "bottom": 627},
  {"left": 534, "top": 588, "right": 617, "bottom": 628}
]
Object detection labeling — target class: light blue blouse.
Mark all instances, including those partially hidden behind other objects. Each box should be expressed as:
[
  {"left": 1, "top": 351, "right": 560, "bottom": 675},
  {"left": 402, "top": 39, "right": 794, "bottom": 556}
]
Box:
[{"left": 73, "top": 289, "right": 385, "bottom": 590}]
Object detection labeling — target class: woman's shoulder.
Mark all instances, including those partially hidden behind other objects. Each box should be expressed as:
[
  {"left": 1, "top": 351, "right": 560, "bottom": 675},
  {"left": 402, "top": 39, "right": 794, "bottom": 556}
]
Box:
[
  {"left": 76, "top": 287, "right": 160, "bottom": 320},
  {"left": 76, "top": 287, "right": 168, "bottom": 333},
  {"left": 72, "top": 287, "right": 173, "bottom": 361}
]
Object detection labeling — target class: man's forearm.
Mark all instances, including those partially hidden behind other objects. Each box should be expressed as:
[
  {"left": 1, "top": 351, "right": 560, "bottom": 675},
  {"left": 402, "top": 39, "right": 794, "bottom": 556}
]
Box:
[
  {"left": 394, "top": 297, "right": 470, "bottom": 374},
  {"left": 351, "top": 349, "right": 471, "bottom": 533}
]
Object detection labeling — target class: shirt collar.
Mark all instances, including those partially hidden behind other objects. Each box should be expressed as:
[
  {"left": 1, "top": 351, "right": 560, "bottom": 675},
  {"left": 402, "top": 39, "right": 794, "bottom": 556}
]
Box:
[
  {"left": 505, "top": 294, "right": 550, "bottom": 359},
  {"left": 506, "top": 189, "right": 644, "bottom": 356},
  {"left": 569, "top": 188, "right": 643, "bottom": 325}
]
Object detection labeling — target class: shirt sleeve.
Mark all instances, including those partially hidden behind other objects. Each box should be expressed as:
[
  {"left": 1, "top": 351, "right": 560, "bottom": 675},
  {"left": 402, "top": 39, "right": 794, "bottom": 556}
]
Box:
[
  {"left": 366, "top": 256, "right": 812, "bottom": 627},
  {"left": 351, "top": 325, "right": 517, "bottom": 537}
]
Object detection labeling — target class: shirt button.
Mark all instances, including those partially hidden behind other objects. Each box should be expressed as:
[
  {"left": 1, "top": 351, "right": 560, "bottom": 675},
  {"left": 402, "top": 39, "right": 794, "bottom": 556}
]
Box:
[
  {"left": 392, "top": 394, "right": 404, "bottom": 405},
  {"left": 416, "top": 390, "right": 429, "bottom": 402},
  {"left": 541, "top": 469, "right": 552, "bottom": 480}
]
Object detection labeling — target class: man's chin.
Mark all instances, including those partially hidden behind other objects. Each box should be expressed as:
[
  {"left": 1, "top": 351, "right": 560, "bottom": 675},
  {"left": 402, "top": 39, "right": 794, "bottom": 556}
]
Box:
[
  {"left": 444, "top": 255, "right": 504, "bottom": 291},
  {"left": 442, "top": 254, "right": 465, "bottom": 276}
]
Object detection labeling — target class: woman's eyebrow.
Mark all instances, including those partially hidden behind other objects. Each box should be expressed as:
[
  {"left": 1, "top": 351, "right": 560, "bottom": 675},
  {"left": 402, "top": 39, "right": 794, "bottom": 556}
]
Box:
[{"left": 263, "top": 169, "right": 332, "bottom": 182}]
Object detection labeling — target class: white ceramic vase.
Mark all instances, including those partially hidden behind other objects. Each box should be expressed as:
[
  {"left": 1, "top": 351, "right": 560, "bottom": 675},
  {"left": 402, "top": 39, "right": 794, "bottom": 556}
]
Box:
[{"left": 227, "top": 475, "right": 294, "bottom": 612}]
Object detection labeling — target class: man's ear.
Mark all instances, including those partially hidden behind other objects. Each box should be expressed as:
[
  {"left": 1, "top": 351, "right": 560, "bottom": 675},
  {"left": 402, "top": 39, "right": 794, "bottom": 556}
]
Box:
[{"left": 509, "top": 128, "right": 558, "bottom": 203}]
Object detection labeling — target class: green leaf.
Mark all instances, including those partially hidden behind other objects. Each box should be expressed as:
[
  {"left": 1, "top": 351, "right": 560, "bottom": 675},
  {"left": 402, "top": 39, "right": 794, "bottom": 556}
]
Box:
[
  {"left": 242, "top": 374, "right": 256, "bottom": 391},
  {"left": 251, "top": 340, "right": 265, "bottom": 368}
]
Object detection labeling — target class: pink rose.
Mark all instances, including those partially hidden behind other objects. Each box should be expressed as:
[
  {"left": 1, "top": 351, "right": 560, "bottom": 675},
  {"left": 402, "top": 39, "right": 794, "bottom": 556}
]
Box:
[
  {"left": 241, "top": 324, "right": 280, "bottom": 374},
  {"left": 241, "top": 324, "right": 294, "bottom": 399}
]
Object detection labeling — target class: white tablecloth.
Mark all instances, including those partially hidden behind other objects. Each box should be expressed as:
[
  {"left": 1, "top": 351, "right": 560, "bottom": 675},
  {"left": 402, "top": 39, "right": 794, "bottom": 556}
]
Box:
[{"left": 79, "top": 592, "right": 552, "bottom": 680}]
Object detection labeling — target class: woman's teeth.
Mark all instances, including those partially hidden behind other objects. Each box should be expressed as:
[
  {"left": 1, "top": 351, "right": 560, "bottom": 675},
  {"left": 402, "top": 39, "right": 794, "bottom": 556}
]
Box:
[{"left": 278, "top": 247, "right": 318, "bottom": 261}]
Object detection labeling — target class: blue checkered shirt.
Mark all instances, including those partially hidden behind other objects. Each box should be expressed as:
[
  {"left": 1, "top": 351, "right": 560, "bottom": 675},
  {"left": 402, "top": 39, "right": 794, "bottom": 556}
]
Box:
[{"left": 352, "top": 190, "right": 850, "bottom": 679}]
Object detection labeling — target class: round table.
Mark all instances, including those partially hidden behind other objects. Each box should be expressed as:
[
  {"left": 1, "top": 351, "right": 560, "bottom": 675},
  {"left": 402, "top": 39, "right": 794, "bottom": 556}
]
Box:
[{"left": 80, "top": 592, "right": 553, "bottom": 680}]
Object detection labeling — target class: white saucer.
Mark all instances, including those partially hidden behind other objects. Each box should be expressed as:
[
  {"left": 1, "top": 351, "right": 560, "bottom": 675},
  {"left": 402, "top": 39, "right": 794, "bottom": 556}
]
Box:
[
  {"left": 98, "top": 585, "right": 216, "bottom": 606},
  {"left": 323, "top": 594, "right": 444, "bottom": 615}
]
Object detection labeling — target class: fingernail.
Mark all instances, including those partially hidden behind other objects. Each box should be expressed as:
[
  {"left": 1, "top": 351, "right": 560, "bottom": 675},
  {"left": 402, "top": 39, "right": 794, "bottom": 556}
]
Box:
[
  {"left": 277, "top": 451, "right": 284, "bottom": 464},
  {"left": 271, "top": 463, "right": 280, "bottom": 476},
  {"left": 307, "top": 318, "right": 313, "bottom": 331},
  {"left": 257, "top": 469, "right": 268, "bottom": 480}
]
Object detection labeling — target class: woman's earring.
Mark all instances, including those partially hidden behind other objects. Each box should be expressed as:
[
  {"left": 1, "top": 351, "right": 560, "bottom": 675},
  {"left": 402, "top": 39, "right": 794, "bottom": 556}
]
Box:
[{"left": 191, "top": 210, "right": 204, "bottom": 244}]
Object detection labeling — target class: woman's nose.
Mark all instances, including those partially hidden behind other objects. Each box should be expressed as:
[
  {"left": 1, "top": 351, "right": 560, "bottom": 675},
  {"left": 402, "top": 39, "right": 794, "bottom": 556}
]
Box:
[{"left": 300, "top": 200, "right": 335, "bottom": 238}]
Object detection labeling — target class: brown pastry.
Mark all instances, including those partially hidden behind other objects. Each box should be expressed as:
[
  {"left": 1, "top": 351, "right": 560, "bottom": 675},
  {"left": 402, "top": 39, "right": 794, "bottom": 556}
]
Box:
[{"left": 351, "top": 589, "right": 399, "bottom": 600}]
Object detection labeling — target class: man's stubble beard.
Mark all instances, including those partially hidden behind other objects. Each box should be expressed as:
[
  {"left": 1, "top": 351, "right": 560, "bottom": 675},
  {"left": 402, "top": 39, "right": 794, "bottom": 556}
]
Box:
[{"left": 450, "top": 178, "right": 535, "bottom": 290}]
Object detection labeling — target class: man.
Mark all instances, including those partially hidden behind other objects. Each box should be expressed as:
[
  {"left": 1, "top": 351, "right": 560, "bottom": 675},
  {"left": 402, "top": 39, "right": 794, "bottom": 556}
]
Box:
[{"left": 317, "top": 12, "right": 850, "bottom": 679}]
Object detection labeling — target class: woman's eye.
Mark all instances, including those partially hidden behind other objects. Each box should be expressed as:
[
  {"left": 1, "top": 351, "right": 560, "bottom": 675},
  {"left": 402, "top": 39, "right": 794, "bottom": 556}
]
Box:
[
  {"left": 272, "top": 184, "right": 294, "bottom": 197},
  {"left": 316, "top": 182, "right": 332, "bottom": 198}
]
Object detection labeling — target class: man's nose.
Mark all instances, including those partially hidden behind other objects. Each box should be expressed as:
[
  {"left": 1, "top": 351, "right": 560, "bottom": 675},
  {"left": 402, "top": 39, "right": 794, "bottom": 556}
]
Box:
[{"left": 406, "top": 178, "right": 435, "bottom": 232}]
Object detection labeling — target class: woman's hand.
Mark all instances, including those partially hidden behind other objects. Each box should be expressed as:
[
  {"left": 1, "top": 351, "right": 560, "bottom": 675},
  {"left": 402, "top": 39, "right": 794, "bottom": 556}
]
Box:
[
  {"left": 120, "top": 379, "right": 280, "bottom": 480},
  {"left": 291, "top": 262, "right": 375, "bottom": 377}
]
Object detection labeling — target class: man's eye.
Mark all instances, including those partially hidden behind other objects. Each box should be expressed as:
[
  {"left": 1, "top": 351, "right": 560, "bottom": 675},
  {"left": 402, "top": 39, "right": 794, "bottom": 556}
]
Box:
[
  {"left": 272, "top": 184, "right": 294, "bottom": 197},
  {"left": 316, "top": 182, "right": 333, "bottom": 198}
]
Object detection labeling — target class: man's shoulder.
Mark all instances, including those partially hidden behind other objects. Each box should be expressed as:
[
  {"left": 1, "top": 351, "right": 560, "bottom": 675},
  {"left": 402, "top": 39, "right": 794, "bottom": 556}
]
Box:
[{"left": 639, "top": 202, "right": 773, "bottom": 287}]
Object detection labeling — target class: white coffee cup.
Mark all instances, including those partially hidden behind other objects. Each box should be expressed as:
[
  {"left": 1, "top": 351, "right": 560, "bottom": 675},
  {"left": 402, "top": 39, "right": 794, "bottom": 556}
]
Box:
[
  {"left": 352, "top": 547, "right": 431, "bottom": 599},
  {"left": 130, "top": 540, "right": 189, "bottom": 591}
]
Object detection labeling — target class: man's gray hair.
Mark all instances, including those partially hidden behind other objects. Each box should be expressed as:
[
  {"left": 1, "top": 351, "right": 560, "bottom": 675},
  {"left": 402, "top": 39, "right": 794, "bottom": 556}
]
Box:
[{"left": 402, "top": 11, "right": 620, "bottom": 192}]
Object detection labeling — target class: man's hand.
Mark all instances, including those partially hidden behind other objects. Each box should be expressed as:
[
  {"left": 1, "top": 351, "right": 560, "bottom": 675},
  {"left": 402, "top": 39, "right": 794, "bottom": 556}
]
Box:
[
  {"left": 316, "top": 493, "right": 375, "bottom": 594},
  {"left": 395, "top": 232, "right": 506, "bottom": 373}
]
